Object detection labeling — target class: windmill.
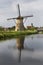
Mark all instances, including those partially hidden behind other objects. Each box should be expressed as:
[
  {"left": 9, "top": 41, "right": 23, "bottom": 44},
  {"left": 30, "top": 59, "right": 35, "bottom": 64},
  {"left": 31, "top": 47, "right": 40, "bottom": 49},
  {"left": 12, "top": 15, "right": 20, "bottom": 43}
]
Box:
[{"left": 7, "top": 4, "right": 33, "bottom": 31}]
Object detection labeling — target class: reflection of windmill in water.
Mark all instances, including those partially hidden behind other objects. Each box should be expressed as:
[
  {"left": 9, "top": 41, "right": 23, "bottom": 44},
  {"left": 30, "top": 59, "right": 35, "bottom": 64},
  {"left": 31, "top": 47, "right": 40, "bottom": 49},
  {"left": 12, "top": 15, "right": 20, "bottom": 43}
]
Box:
[
  {"left": 7, "top": 4, "right": 33, "bottom": 31},
  {"left": 16, "top": 36, "right": 24, "bottom": 62},
  {"left": 16, "top": 36, "right": 34, "bottom": 62}
]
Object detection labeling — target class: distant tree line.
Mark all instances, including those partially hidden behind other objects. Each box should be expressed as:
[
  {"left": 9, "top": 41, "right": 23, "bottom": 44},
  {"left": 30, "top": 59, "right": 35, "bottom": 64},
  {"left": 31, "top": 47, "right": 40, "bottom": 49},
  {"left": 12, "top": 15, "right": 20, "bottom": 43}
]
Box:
[{"left": 0, "top": 26, "right": 15, "bottom": 31}]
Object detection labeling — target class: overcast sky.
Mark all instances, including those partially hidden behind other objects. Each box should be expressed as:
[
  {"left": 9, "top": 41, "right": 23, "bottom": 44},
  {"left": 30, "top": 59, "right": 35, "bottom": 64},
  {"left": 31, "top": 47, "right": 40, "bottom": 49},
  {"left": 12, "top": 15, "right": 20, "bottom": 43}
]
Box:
[{"left": 0, "top": 0, "right": 43, "bottom": 27}]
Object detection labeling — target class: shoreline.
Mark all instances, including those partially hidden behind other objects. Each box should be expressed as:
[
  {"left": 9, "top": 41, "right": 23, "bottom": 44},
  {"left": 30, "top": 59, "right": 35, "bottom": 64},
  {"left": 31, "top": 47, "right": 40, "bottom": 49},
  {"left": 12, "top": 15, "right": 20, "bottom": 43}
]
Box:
[{"left": 0, "top": 30, "right": 38, "bottom": 40}]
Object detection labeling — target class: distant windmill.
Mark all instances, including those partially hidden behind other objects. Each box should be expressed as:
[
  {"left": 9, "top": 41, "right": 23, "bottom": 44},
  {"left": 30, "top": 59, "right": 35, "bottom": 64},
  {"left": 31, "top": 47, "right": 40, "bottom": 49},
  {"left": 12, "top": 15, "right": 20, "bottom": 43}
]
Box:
[{"left": 7, "top": 4, "right": 33, "bottom": 31}]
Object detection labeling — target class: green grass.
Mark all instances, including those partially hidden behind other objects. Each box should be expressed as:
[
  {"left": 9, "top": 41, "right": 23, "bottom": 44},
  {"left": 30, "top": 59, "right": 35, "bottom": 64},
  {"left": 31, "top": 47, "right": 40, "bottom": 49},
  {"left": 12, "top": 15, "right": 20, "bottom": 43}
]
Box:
[{"left": 0, "top": 30, "right": 38, "bottom": 40}]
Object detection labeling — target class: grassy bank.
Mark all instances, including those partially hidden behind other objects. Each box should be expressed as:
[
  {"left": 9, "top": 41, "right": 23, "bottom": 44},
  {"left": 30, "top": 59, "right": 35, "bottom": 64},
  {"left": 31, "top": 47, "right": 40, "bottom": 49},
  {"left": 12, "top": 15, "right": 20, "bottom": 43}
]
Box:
[{"left": 0, "top": 30, "right": 38, "bottom": 40}]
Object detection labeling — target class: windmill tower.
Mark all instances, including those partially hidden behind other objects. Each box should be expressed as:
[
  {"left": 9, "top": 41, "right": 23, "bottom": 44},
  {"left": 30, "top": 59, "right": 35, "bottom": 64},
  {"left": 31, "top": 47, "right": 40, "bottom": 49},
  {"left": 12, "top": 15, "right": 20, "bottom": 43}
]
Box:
[{"left": 7, "top": 4, "right": 33, "bottom": 31}]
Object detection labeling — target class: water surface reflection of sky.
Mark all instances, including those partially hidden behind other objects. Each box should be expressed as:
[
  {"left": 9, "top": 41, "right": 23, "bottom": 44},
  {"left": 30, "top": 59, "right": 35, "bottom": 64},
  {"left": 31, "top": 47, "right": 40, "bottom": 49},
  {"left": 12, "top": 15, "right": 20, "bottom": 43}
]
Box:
[{"left": 0, "top": 34, "right": 43, "bottom": 65}]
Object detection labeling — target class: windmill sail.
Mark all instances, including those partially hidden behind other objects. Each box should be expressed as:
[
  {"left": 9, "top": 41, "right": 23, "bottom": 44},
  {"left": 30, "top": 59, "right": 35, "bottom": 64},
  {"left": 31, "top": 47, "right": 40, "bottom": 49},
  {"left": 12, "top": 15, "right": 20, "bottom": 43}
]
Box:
[
  {"left": 7, "top": 17, "right": 17, "bottom": 20},
  {"left": 17, "top": 4, "right": 21, "bottom": 17},
  {"left": 23, "top": 15, "right": 33, "bottom": 18}
]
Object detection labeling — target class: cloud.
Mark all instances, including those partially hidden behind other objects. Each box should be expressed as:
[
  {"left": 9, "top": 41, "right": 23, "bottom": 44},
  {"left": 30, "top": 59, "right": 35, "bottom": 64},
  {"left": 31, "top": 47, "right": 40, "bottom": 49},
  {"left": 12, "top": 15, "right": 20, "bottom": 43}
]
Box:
[
  {"left": 3, "top": 0, "right": 36, "bottom": 4},
  {"left": 0, "top": 0, "right": 43, "bottom": 27},
  {"left": 0, "top": 0, "right": 37, "bottom": 8},
  {"left": 11, "top": 0, "right": 43, "bottom": 11}
]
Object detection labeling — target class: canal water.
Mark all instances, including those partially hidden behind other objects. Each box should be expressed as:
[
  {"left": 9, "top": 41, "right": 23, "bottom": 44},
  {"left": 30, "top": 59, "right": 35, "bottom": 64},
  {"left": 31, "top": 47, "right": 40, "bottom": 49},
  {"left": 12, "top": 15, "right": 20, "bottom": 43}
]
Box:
[{"left": 0, "top": 34, "right": 43, "bottom": 65}]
